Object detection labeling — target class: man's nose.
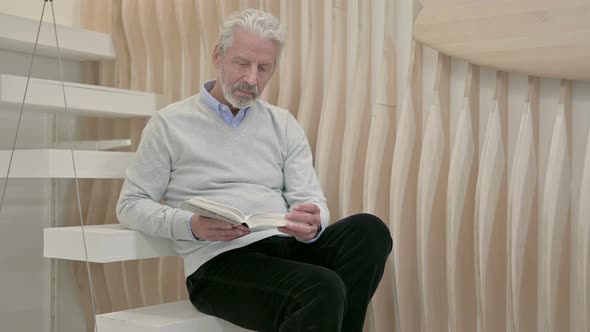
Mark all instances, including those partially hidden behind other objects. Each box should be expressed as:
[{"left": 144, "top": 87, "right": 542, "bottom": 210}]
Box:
[{"left": 244, "top": 64, "right": 258, "bottom": 86}]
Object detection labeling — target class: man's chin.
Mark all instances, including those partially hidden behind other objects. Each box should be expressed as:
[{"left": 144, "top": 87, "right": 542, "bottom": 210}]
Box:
[{"left": 232, "top": 95, "right": 256, "bottom": 109}]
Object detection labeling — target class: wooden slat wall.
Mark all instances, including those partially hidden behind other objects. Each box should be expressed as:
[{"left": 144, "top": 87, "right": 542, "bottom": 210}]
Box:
[{"left": 68, "top": 1, "right": 587, "bottom": 331}]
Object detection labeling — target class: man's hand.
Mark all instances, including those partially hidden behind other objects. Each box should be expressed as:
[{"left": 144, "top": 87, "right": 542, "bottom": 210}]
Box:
[
  {"left": 190, "top": 214, "right": 250, "bottom": 241},
  {"left": 278, "top": 203, "right": 322, "bottom": 241}
]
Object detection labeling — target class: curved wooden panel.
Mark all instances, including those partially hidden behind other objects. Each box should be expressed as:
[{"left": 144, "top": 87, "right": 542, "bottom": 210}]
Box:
[
  {"left": 121, "top": 0, "right": 147, "bottom": 309},
  {"left": 539, "top": 81, "right": 572, "bottom": 332},
  {"left": 139, "top": 0, "right": 164, "bottom": 94},
  {"left": 111, "top": 0, "right": 130, "bottom": 91},
  {"left": 219, "top": 0, "right": 240, "bottom": 19},
  {"left": 415, "top": 53, "right": 449, "bottom": 332},
  {"left": 258, "top": 0, "right": 280, "bottom": 105},
  {"left": 363, "top": 0, "right": 396, "bottom": 219},
  {"left": 197, "top": 0, "right": 220, "bottom": 83},
  {"left": 338, "top": 0, "right": 372, "bottom": 217},
  {"left": 390, "top": 42, "right": 422, "bottom": 332},
  {"left": 154, "top": 0, "right": 187, "bottom": 304},
  {"left": 175, "top": 0, "right": 202, "bottom": 98},
  {"left": 296, "top": 0, "right": 324, "bottom": 155},
  {"left": 413, "top": 1, "right": 590, "bottom": 81},
  {"left": 446, "top": 64, "right": 478, "bottom": 332},
  {"left": 506, "top": 77, "right": 539, "bottom": 332},
  {"left": 276, "top": 0, "right": 301, "bottom": 117},
  {"left": 156, "top": 0, "right": 182, "bottom": 103},
  {"left": 474, "top": 72, "right": 508, "bottom": 332},
  {"left": 576, "top": 127, "right": 590, "bottom": 332},
  {"left": 239, "top": 0, "right": 261, "bottom": 9},
  {"left": 314, "top": 0, "right": 347, "bottom": 221},
  {"left": 358, "top": 1, "right": 396, "bottom": 330}
]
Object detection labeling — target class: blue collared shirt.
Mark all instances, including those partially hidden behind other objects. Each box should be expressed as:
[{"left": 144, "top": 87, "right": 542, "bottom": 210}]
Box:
[{"left": 187, "top": 81, "right": 253, "bottom": 240}]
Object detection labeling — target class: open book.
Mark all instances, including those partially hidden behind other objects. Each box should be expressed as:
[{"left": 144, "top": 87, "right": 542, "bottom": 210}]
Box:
[{"left": 181, "top": 196, "right": 291, "bottom": 231}]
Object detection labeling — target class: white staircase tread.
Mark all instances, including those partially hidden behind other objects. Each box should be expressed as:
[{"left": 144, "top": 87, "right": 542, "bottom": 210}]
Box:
[
  {"left": 0, "top": 149, "right": 133, "bottom": 178},
  {"left": 0, "top": 13, "right": 115, "bottom": 60},
  {"left": 0, "top": 74, "right": 164, "bottom": 117},
  {"left": 52, "top": 139, "right": 132, "bottom": 151},
  {"left": 44, "top": 224, "right": 177, "bottom": 263},
  {"left": 96, "top": 301, "right": 254, "bottom": 332}
]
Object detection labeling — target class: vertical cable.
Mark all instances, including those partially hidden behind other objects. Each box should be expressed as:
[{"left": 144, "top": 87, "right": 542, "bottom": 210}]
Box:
[{"left": 49, "top": 1, "right": 99, "bottom": 331}]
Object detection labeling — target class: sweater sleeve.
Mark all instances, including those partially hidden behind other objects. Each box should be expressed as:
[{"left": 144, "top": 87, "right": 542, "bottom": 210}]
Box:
[
  {"left": 116, "top": 114, "right": 196, "bottom": 241},
  {"left": 282, "top": 114, "right": 330, "bottom": 242}
]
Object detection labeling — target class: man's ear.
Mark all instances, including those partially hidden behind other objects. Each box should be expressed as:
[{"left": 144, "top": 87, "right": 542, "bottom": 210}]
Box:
[{"left": 213, "top": 45, "right": 221, "bottom": 68}]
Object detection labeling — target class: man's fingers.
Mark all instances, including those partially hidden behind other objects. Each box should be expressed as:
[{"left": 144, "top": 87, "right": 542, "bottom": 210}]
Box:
[
  {"left": 286, "top": 211, "right": 319, "bottom": 225},
  {"left": 285, "top": 221, "right": 316, "bottom": 234},
  {"left": 278, "top": 224, "right": 316, "bottom": 241},
  {"left": 199, "top": 216, "right": 238, "bottom": 230},
  {"left": 292, "top": 203, "right": 320, "bottom": 214}
]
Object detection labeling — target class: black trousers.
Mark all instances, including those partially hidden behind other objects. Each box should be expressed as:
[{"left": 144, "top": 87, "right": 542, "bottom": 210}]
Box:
[{"left": 186, "top": 213, "right": 393, "bottom": 332}]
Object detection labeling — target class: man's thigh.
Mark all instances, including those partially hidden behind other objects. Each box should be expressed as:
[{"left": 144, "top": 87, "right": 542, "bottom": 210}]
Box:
[{"left": 186, "top": 237, "right": 342, "bottom": 331}]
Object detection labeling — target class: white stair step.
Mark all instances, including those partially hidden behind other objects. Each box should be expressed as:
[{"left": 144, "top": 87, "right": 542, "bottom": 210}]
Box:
[
  {"left": 96, "top": 301, "right": 253, "bottom": 332},
  {"left": 0, "top": 149, "right": 133, "bottom": 178},
  {"left": 52, "top": 139, "right": 132, "bottom": 151},
  {"left": 44, "top": 224, "right": 176, "bottom": 263},
  {"left": 0, "top": 74, "right": 164, "bottom": 117},
  {"left": 0, "top": 13, "right": 115, "bottom": 61}
]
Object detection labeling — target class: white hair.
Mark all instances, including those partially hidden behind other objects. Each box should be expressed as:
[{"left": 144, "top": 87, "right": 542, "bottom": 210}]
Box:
[{"left": 218, "top": 9, "right": 285, "bottom": 64}]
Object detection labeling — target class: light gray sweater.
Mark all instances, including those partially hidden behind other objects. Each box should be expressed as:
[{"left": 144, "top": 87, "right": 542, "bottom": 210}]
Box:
[{"left": 116, "top": 94, "right": 329, "bottom": 276}]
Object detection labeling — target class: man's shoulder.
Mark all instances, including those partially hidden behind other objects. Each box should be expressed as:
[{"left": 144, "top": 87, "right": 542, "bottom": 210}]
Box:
[
  {"left": 254, "top": 99, "right": 295, "bottom": 122},
  {"left": 157, "top": 94, "right": 206, "bottom": 120}
]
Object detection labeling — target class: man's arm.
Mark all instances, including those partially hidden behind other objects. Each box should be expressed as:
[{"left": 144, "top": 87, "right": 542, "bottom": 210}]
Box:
[
  {"left": 116, "top": 114, "right": 196, "bottom": 241},
  {"left": 279, "top": 113, "right": 330, "bottom": 242}
]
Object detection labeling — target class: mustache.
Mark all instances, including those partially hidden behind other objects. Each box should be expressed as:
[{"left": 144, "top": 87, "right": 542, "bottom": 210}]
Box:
[{"left": 233, "top": 82, "right": 258, "bottom": 95}]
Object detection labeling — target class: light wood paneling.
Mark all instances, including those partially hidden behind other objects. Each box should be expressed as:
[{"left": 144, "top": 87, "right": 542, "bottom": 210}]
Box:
[
  {"left": 506, "top": 77, "right": 539, "bottom": 332},
  {"left": 175, "top": 0, "right": 202, "bottom": 98},
  {"left": 276, "top": 0, "right": 301, "bottom": 117},
  {"left": 390, "top": 41, "right": 422, "bottom": 332},
  {"left": 539, "top": 80, "right": 572, "bottom": 332},
  {"left": 474, "top": 71, "right": 508, "bottom": 332},
  {"left": 339, "top": 0, "right": 372, "bottom": 217},
  {"left": 446, "top": 63, "right": 478, "bottom": 332},
  {"left": 296, "top": 0, "right": 324, "bottom": 156},
  {"left": 197, "top": 0, "right": 220, "bottom": 83},
  {"left": 258, "top": 0, "right": 280, "bottom": 105},
  {"left": 416, "top": 52, "right": 450, "bottom": 332},
  {"left": 413, "top": 0, "right": 590, "bottom": 81},
  {"left": 575, "top": 126, "right": 590, "bottom": 332},
  {"left": 315, "top": 0, "right": 348, "bottom": 221}
]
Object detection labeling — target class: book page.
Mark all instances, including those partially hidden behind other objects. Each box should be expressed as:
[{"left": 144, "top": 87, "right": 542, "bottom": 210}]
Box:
[
  {"left": 245, "top": 213, "right": 289, "bottom": 230},
  {"left": 182, "top": 197, "right": 246, "bottom": 226}
]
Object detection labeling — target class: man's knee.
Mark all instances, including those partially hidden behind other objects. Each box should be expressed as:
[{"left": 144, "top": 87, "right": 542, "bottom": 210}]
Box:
[
  {"left": 293, "top": 268, "right": 347, "bottom": 310},
  {"left": 346, "top": 213, "right": 393, "bottom": 256},
  {"left": 280, "top": 268, "right": 346, "bottom": 331}
]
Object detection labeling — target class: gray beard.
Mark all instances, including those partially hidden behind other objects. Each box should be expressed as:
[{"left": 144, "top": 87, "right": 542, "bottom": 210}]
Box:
[{"left": 220, "top": 69, "right": 256, "bottom": 109}]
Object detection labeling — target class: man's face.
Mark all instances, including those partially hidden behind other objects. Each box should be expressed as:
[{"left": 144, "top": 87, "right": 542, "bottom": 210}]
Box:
[{"left": 214, "top": 29, "right": 279, "bottom": 109}]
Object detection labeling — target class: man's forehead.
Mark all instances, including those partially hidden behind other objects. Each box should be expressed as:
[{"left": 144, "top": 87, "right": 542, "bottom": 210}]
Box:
[{"left": 226, "top": 29, "right": 279, "bottom": 63}]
